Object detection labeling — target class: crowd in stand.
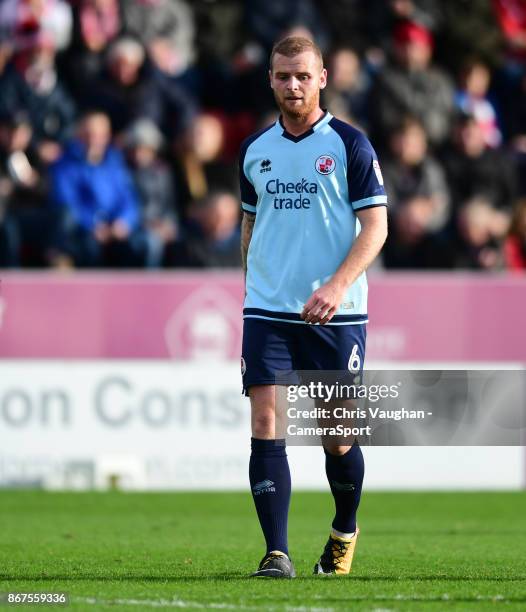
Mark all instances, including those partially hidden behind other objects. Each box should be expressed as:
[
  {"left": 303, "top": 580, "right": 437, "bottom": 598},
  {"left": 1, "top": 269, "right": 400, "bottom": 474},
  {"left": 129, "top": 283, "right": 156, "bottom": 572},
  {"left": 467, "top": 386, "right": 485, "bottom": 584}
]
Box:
[{"left": 0, "top": 0, "right": 525, "bottom": 271}]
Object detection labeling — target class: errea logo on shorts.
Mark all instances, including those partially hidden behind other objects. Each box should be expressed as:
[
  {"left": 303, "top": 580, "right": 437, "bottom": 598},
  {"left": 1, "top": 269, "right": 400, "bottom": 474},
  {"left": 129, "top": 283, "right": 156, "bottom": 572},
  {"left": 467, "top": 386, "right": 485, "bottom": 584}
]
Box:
[{"left": 315, "top": 155, "right": 335, "bottom": 175}]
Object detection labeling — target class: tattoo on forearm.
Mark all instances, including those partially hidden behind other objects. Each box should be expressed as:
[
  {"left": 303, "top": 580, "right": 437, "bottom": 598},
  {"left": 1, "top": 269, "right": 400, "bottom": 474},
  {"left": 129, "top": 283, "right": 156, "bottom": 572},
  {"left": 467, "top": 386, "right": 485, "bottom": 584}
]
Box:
[{"left": 241, "top": 213, "right": 255, "bottom": 274}]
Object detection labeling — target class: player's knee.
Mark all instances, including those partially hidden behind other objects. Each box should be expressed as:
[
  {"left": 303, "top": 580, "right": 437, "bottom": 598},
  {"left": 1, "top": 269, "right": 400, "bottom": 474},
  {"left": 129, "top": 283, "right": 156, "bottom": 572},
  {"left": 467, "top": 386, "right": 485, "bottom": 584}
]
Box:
[
  {"left": 323, "top": 443, "right": 352, "bottom": 456},
  {"left": 252, "top": 409, "right": 275, "bottom": 438},
  {"left": 249, "top": 386, "right": 277, "bottom": 437}
]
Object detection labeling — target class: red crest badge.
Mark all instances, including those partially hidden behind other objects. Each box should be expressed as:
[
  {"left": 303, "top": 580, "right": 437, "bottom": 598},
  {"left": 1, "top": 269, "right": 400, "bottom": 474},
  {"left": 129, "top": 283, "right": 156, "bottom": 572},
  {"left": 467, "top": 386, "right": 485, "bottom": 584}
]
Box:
[{"left": 315, "top": 155, "right": 336, "bottom": 175}]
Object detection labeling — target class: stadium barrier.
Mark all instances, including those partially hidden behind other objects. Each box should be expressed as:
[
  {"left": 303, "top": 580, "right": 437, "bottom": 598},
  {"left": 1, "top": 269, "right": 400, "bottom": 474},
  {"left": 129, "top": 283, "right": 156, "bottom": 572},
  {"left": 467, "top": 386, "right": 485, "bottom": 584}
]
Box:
[{"left": 0, "top": 271, "right": 525, "bottom": 360}]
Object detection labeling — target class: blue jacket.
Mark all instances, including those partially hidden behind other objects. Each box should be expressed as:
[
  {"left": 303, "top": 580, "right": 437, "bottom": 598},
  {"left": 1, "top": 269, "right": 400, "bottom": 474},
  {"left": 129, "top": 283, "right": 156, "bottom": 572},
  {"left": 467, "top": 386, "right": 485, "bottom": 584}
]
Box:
[{"left": 50, "top": 140, "right": 140, "bottom": 232}]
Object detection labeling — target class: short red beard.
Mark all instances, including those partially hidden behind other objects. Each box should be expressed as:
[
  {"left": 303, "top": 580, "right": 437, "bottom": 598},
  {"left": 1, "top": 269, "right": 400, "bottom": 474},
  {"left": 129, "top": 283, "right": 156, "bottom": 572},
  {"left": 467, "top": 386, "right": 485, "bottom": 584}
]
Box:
[{"left": 274, "top": 91, "right": 318, "bottom": 122}]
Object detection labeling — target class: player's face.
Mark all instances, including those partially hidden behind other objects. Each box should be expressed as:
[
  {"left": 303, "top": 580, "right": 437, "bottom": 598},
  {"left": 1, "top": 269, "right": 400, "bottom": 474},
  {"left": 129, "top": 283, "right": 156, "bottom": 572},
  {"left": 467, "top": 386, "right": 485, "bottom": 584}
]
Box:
[{"left": 270, "top": 51, "right": 327, "bottom": 121}]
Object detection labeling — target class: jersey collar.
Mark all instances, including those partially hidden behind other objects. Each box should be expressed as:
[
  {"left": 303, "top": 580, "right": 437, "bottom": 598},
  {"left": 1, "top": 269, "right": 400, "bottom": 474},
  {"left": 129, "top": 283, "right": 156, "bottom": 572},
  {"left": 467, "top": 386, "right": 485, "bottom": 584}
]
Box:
[{"left": 278, "top": 110, "right": 332, "bottom": 143}]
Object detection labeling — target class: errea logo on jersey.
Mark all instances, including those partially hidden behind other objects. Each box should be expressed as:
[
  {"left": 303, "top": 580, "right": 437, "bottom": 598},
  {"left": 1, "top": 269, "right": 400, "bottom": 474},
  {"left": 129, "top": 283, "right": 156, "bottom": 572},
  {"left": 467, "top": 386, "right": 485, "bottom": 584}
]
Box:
[
  {"left": 315, "top": 155, "right": 335, "bottom": 175},
  {"left": 260, "top": 159, "right": 272, "bottom": 173}
]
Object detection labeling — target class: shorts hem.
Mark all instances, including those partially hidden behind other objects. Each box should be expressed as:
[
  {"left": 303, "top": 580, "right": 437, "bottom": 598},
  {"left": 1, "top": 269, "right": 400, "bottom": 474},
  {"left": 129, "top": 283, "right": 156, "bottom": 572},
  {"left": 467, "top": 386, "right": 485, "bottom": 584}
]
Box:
[
  {"left": 243, "top": 315, "right": 368, "bottom": 326},
  {"left": 242, "top": 378, "right": 278, "bottom": 396}
]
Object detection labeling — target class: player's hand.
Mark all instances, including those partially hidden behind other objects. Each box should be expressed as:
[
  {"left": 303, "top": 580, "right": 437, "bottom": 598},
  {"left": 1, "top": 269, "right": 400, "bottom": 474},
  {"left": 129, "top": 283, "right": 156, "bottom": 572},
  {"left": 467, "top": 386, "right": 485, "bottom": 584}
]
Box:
[{"left": 301, "top": 280, "right": 345, "bottom": 325}]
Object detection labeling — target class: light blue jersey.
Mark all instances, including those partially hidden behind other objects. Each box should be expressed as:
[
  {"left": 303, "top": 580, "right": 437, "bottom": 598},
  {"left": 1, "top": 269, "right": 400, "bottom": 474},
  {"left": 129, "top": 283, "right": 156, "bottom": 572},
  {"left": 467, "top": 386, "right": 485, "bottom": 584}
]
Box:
[{"left": 240, "top": 111, "right": 387, "bottom": 325}]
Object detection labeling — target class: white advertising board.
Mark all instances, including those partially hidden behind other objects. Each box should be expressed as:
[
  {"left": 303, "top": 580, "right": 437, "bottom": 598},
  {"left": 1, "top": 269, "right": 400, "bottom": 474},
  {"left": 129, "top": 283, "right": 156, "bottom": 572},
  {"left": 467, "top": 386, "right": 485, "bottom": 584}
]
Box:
[{"left": 0, "top": 361, "right": 523, "bottom": 490}]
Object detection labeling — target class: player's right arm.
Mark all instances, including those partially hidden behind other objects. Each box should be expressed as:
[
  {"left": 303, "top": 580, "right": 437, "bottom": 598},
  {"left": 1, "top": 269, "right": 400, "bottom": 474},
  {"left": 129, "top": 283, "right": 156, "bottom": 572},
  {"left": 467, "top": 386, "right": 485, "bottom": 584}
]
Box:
[
  {"left": 239, "top": 131, "right": 261, "bottom": 283},
  {"left": 241, "top": 212, "right": 255, "bottom": 278}
]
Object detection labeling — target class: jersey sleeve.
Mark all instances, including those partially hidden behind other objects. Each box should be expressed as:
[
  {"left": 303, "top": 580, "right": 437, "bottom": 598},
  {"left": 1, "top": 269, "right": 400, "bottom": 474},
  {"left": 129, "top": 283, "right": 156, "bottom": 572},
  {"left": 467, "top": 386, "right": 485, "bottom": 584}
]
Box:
[
  {"left": 347, "top": 134, "right": 388, "bottom": 211},
  {"left": 239, "top": 140, "right": 258, "bottom": 215}
]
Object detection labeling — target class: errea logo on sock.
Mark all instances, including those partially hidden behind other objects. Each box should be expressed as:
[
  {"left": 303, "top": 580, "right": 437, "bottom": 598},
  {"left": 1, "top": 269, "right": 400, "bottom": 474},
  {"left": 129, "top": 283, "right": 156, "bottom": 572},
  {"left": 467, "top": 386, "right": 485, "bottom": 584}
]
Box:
[
  {"left": 331, "top": 480, "right": 355, "bottom": 492},
  {"left": 252, "top": 479, "right": 276, "bottom": 495}
]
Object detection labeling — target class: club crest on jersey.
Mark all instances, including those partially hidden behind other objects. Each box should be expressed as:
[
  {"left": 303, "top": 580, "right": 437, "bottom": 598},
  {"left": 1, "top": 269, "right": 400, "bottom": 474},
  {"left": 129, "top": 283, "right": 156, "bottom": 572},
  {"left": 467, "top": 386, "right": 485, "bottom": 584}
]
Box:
[{"left": 315, "top": 155, "right": 335, "bottom": 175}]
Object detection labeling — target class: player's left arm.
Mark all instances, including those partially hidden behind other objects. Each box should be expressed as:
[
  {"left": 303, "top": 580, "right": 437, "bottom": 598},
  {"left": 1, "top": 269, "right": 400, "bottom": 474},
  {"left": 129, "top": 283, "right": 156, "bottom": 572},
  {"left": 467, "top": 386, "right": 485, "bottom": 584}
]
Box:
[{"left": 301, "top": 206, "right": 388, "bottom": 324}]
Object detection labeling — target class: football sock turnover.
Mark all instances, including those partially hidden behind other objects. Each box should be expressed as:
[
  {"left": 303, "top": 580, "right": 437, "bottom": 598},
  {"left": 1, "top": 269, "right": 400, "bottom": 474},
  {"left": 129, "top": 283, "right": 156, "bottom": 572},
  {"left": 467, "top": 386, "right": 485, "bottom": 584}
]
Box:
[
  {"left": 325, "top": 442, "right": 364, "bottom": 534},
  {"left": 249, "top": 438, "right": 291, "bottom": 555}
]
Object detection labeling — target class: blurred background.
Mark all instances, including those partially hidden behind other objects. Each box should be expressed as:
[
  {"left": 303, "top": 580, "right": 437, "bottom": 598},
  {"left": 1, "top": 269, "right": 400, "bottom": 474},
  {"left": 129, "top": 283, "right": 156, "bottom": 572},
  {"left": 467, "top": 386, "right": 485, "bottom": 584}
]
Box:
[{"left": 0, "top": 0, "right": 525, "bottom": 493}]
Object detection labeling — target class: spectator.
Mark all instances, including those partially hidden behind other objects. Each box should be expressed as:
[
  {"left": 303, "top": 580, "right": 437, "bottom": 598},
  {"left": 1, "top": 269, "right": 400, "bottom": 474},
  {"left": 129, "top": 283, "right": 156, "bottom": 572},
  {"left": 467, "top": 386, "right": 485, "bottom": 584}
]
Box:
[
  {"left": 86, "top": 37, "right": 157, "bottom": 136},
  {"left": 0, "top": 212, "right": 19, "bottom": 267},
  {"left": 382, "top": 195, "right": 448, "bottom": 268},
  {"left": 152, "top": 67, "right": 198, "bottom": 141},
  {"left": 504, "top": 72, "right": 526, "bottom": 196},
  {"left": 0, "top": 116, "right": 22, "bottom": 267},
  {"left": 187, "top": 7, "right": 238, "bottom": 110},
  {"left": 382, "top": 116, "right": 450, "bottom": 230},
  {"left": 370, "top": 20, "right": 454, "bottom": 148},
  {"left": 124, "top": 118, "right": 178, "bottom": 268},
  {"left": 452, "top": 197, "right": 508, "bottom": 269},
  {"left": 504, "top": 198, "right": 526, "bottom": 270},
  {"left": 87, "top": 36, "right": 197, "bottom": 141},
  {"left": 170, "top": 191, "right": 241, "bottom": 268},
  {"left": 192, "top": 0, "right": 244, "bottom": 65},
  {"left": 0, "top": 196, "right": 20, "bottom": 266},
  {"left": 245, "top": 0, "right": 328, "bottom": 53},
  {"left": 121, "top": 0, "right": 195, "bottom": 78},
  {"left": 77, "top": 0, "right": 120, "bottom": 53},
  {"left": 0, "top": 112, "right": 51, "bottom": 266},
  {"left": 0, "top": 33, "right": 76, "bottom": 163},
  {"left": 386, "top": 0, "right": 443, "bottom": 30},
  {"left": 438, "top": 1, "right": 503, "bottom": 70},
  {"left": 365, "top": 0, "right": 444, "bottom": 62},
  {"left": 58, "top": 0, "right": 121, "bottom": 101},
  {"left": 322, "top": 47, "right": 372, "bottom": 130},
  {"left": 507, "top": 71, "right": 526, "bottom": 145},
  {"left": 49, "top": 111, "right": 144, "bottom": 267},
  {"left": 0, "top": 0, "right": 73, "bottom": 52},
  {"left": 180, "top": 113, "right": 239, "bottom": 202},
  {"left": 442, "top": 112, "right": 516, "bottom": 213},
  {"left": 318, "top": 0, "right": 380, "bottom": 54},
  {"left": 493, "top": 0, "right": 526, "bottom": 64},
  {"left": 455, "top": 58, "right": 501, "bottom": 148}
]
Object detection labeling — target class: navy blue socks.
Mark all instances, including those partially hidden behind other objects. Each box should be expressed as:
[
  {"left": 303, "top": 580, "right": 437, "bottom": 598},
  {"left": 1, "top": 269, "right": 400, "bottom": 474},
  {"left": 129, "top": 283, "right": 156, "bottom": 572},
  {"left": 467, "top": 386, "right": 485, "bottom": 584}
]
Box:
[
  {"left": 325, "top": 443, "right": 364, "bottom": 534},
  {"left": 249, "top": 438, "right": 291, "bottom": 555},
  {"left": 249, "top": 439, "right": 363, "bottom": 552}
]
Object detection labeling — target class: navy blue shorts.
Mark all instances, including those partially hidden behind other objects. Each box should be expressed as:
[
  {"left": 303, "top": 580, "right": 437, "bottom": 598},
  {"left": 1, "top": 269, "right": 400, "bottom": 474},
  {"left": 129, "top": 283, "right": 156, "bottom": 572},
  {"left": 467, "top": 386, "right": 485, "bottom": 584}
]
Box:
[{"left": 241, "top": 318, "right": 366, "bottom": 395}]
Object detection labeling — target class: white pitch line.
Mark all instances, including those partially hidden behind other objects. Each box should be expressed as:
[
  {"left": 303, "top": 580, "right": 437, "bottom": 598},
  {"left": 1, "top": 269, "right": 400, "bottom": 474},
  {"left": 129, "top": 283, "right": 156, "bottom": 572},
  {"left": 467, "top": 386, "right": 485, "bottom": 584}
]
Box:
[
  {"left": 74, "top": 593, "right": 516, "bottom": 610},
  {"left": 314, "top": 593, "right": 509, "bottom": 602},
  {"left": 76, "top": 598, "right": 243, "bottom": 609},
  {"left": 74, "top": 598, "right": 334, "bottom": 611}
]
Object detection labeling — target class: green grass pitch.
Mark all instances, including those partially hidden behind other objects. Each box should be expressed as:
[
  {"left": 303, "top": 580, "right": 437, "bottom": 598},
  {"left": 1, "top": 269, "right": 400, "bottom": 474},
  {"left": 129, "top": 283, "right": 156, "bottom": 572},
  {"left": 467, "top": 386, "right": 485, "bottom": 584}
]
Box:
[{"left": 1, "top": 491, "right": 525, "bottom": 611}]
